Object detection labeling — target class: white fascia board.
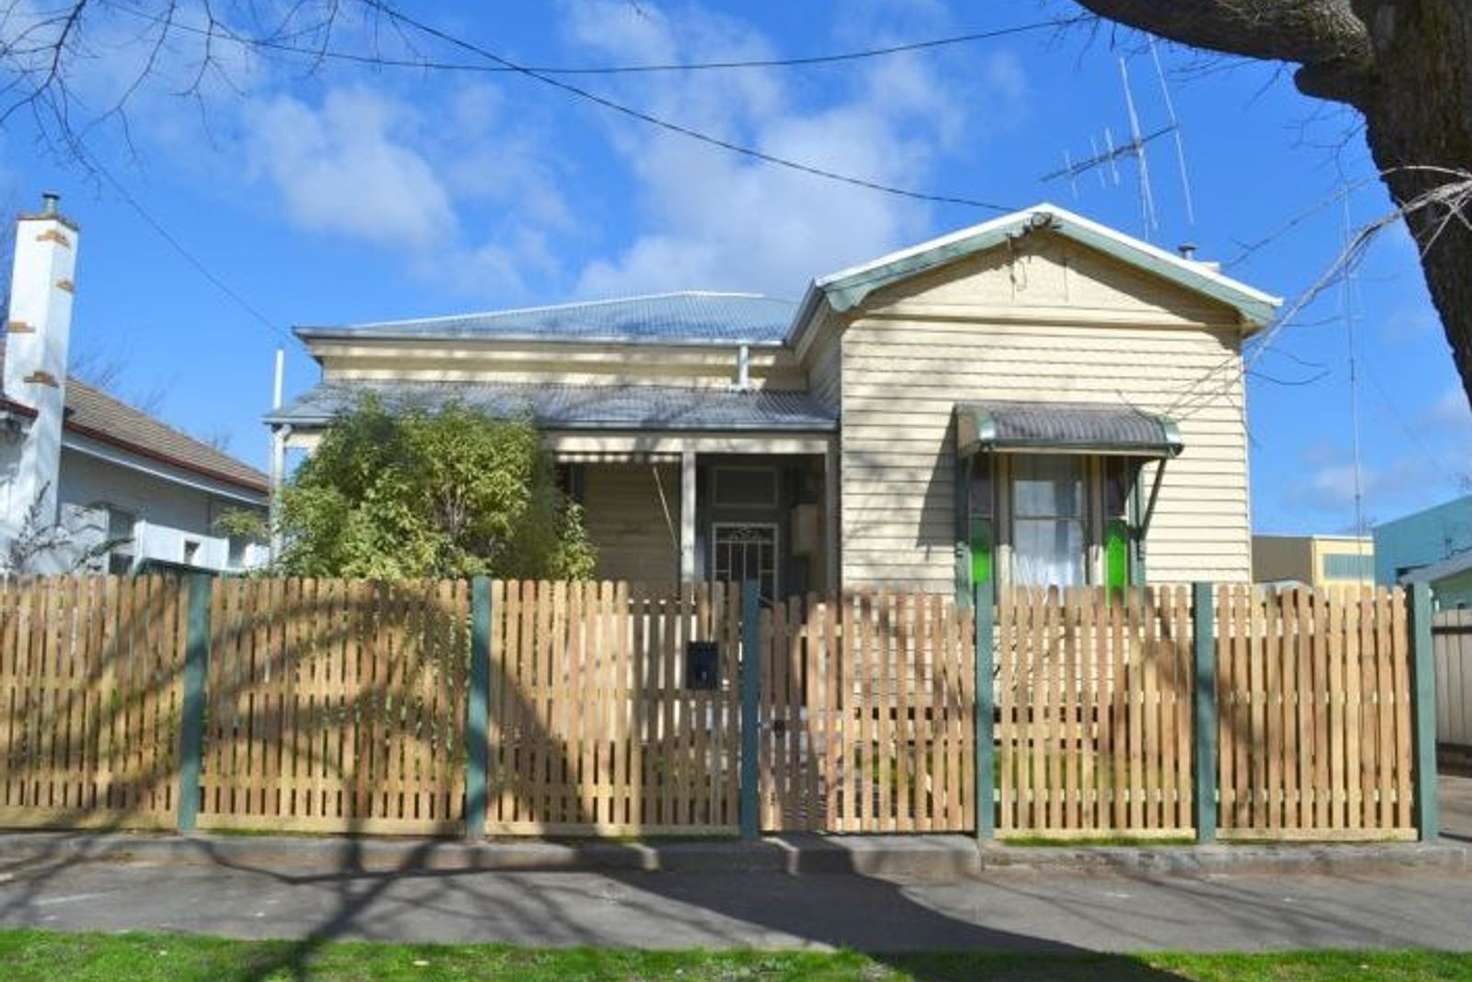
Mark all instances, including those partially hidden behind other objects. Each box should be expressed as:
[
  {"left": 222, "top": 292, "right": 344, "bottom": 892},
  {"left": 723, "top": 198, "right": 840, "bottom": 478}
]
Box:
[{"left": 61, "top": 431, "right": 268, "bottom": 507}]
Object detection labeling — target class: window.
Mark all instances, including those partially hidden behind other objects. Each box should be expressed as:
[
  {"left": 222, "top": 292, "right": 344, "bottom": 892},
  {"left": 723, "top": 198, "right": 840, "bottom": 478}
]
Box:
[
  {"left": 712, "top": 522, "right": 779, "bottom": 602},
  {"left": 712, "top": 466, "right": 778, "bottom": 508},
  {"left": 1323, "top": 553, "right": 1373, "bottom": 580},
  {"left": 105, "top": 506, "right": 136, "bottom": 576},
  {"left": 228, "top": 535, "right": 247, "bottom": 568},
  {"left": 1009, "top": 455, "right": 1089, "bottom": 587},
  {"left": 182, "top": 539, "right": 201, "bottom": 566}
]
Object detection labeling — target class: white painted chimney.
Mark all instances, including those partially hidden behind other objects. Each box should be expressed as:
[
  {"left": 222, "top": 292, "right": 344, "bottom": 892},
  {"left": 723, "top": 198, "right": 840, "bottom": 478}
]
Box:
[{"left": 3, "top": 192, "right": 78, "bottom": 533}]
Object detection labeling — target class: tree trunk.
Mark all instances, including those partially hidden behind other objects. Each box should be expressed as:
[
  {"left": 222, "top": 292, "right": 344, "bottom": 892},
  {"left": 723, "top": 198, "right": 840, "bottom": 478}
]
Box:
[{"left": 1357, "top": 3, "right": 1472, "bottom": 406}]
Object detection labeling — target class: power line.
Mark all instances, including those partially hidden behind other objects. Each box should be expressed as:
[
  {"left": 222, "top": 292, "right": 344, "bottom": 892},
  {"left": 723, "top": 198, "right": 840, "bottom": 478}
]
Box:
[
  {"left": 348, "top": 0, "right": 1017, "bottom": 212},
  {"left": 103, "top": 2, "right": 1089, "bottom": 77},
  {"left": 78, "top": 146, "right": 301, "bottom": 351}
]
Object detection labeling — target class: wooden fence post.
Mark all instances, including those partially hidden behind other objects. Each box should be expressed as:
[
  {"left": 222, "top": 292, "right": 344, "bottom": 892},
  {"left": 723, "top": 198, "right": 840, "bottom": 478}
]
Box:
[
  {"left": 974, "top": 580, "right": 995, "bottom": 841},
  {"left": 465, "top": 576, "right": 491, "bottom": 839},
  {"left": 1410, "top": 582, "right": 1439, "bottom": 842},
  {"left": 740, "top": 580, "right": 762, "bottom": 841},
  {"left": 177, "top": 573, "right": 212, "bottom": 834},
  {"left": 1192, "top": 581, "right": 1217, "bottom": 844}
]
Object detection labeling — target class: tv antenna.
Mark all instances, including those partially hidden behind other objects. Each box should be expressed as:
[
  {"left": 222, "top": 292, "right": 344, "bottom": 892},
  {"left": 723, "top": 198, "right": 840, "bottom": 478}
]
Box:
[{"left": 1040, "top": 39, "right": 1197, "bottom": 238}]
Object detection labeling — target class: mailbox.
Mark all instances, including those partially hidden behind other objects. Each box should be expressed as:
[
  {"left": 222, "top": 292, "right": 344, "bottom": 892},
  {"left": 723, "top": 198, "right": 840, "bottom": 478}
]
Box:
[{"left": 685, "top": 641, "right": 719, "bottom": 690}]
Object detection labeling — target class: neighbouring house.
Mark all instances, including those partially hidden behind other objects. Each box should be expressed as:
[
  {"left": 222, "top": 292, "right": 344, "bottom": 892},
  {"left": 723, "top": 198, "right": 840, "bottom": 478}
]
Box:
[
  {"left": 1252, "top": 534, "right": 1375, "bottom": 589},
  {"left": 268, "top": 204, "right": 1280, "bottom": 601},
  {"left": 1374, "top": 494, "right": 1472, "bottom": 589},
  {"left": 1398, "top": 551, "right": 1472, "bottom": 610},
  {"left": 0, "top": 193, "right": 270, "bottom": 575}
]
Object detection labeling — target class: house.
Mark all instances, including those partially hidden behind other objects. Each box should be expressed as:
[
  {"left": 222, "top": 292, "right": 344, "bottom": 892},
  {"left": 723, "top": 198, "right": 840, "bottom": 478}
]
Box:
[
  {"left": 1374, "top": 494, "right": 1472, "bottom": 588},
  {"left": 1252, "top": 534, "right": 1374, "bottom": 588},
  {"left": 1398, "top": 550, "right": 1472, "bottom": 610},
  {"left": 1, "top": 193, "right": 270, "bottom": 574},
  {"left": 268, "top": 204, "right": 1280, "bottom": 601}
]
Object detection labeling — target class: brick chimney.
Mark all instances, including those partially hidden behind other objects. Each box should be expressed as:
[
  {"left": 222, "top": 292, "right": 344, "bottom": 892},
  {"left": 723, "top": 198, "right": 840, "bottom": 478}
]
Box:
[{"left": 3, "top": 192, "right": 78, "bottom": 533}]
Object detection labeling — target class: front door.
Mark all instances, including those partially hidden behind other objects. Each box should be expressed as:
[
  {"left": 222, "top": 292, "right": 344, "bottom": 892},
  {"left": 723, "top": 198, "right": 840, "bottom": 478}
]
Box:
[{"left": 711, "top": 522, "right": 779, "bottom": 603}]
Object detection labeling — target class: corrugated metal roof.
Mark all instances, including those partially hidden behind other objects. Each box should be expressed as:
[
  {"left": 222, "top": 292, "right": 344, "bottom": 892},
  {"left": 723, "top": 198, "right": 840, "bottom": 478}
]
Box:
[
  {"left": 956, "top": 400, "right": 1183, "bottom": 457},
  {"left": 0, "top": 346, "right": 269, "bottom": 493},
  {"left": 268, "top": 380, "right": 838, "bottom": 432},
  {"left": 297, "top": 292, "right": 797, "bottom": 346}
]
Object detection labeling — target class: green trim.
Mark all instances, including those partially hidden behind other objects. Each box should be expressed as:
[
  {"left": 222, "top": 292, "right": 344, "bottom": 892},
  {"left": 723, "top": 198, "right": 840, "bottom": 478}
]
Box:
[
  {"left": 974, "top": 580, "right": 995, "bottom": 841},
  {"left": 740, "top": 581, "right": 762, "bottom": 841},
  {"left": 177, "top": 574, "right": 212, "bottom": 834},
  {"left": 465, "top": 576, "right": 491, "bottom": 838},
  {"left": 954, "top": 454, "right": 972, "bottom": 607},
  {"left": 820, "top": 206, "right": 1279, "bottom": 326},
  {"left": 1192, "top": 582, "right": 1217, "bottom": 844},
  {"left": 1410, "top": 583, "right": 1439, "bottom": 841}
]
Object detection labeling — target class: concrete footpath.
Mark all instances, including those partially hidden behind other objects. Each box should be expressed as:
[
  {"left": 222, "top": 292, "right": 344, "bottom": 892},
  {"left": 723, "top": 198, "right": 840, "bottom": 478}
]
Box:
[
  {"left": 0, "top": 830, "right": 1467, "bottom": 953},
  {"left": 0, "top": 775, "right": 1463, "bottom": 954}
]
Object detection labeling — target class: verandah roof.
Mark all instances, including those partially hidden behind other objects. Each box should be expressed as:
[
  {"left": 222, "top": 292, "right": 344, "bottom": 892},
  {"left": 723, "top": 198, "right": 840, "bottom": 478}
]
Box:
[{"left": 268, "top": 380, "right": 838, "bottom": 433}]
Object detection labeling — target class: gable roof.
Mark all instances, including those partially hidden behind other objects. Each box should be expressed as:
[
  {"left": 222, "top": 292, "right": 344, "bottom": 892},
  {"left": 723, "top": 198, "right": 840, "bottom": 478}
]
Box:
[
  {"left": 296, "top": 291, "right": 796, "bottom": 347},
  {"left": 62, "top": 378, "right": 270, "bottom": 494},
  {"left": 796, "top": 202, "right": 1283, "bottom": 331}
]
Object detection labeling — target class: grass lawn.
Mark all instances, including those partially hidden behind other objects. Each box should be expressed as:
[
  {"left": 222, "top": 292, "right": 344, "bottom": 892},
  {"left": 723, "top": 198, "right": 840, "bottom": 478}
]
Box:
[{"left": 1, "top": 930, "right": 1470, "bottom": 981}]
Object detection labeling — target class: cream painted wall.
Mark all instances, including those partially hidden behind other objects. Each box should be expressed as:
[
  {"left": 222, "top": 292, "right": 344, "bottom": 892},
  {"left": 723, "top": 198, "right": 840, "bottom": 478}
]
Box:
[
  {"left": 581, "top": 463, "right": 681, "bottom": 585},
  {"left": 838, "top": 231, "right": 1253, "bottom": 594}
]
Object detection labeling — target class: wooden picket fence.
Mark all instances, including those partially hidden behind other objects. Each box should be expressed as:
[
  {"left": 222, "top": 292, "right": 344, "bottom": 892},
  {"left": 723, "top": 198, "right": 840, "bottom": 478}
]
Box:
[
  {"left": 196, "top": 578, "right": 470, "bottom": 835},
  {"left": 1433, "top": 609, "right": 1472, "bottom": 750},
  {"left": 486, "top": 580, "right": 741, "bottom": 835},
  {"left": 758, "top": 593, "right": 975, "bottom": 833},
  {"left": 0, "top": 576, "right": 185, "bottom": 828},
  {"left": 994, "top": 586, "right": 1195, "bottom": 839},
  {"left": 1215, "top": 586, "right": 1416, "bottom": 840},
  {"left": 0, "top": 575, "right": 1431, "bottom": 841}
]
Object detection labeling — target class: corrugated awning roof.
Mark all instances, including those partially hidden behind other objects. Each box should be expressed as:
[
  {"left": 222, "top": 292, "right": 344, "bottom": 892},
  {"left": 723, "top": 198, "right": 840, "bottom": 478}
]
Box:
[
  {"left": 955, "top": 400, "right": 1183, "bottom": 458},
  {"left": 268, "top": 380, "right": 838, "bottom": 433}
]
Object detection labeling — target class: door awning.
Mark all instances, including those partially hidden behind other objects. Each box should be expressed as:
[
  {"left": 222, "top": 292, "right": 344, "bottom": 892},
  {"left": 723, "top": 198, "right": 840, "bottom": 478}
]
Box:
[{"left": 955, "top": 401, "right": 1184, "bottom": 459}]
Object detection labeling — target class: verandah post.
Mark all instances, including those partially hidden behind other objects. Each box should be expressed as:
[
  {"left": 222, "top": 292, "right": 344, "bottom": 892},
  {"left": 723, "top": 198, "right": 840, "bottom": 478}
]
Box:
[
  {"left": 1192, "top": 581, "right": 1217, "bottom": 844},
  {"left": 740, "top": 579, "right": 762, "bottom": 841},
  {"left": 973, "top": 579, "right": 995, "bottom": 841},
  {"left": 1409, "top": 582, "right": 1439, "bottom": 841},
  {"left": 177, "top": 573, "right": 213, "bottom": 834},
  {"left": 465, "top": 576, "right": 491, "bottom": 839}
]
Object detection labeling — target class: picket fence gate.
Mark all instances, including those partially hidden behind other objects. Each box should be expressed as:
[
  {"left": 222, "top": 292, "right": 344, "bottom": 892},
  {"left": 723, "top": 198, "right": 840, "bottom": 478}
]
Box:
[{"left": 0, "top": 575, "right": 1438, "bottom": 841}]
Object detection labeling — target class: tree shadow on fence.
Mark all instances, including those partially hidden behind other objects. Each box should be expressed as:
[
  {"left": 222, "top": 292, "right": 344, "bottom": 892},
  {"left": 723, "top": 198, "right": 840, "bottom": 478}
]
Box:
[{"left": 0, "top": 574, "right": 1195, "bottom": 980}]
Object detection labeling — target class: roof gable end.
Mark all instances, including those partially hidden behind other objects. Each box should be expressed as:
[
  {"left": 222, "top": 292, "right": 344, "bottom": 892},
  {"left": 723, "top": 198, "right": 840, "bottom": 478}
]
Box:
[{"left": 806, "top": 203, "right": 1282, "bottom": 329}]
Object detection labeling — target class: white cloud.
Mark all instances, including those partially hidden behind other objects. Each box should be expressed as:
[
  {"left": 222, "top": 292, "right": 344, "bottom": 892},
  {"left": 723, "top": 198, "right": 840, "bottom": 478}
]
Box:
[
  {"left": 564, "top": 0, "right": 1027, "bottom": 299},
  {"left": 244, "top": 87, "right": 456, "bottom": 247},
  {"left": 239, "top": 81, "right": 572, "bottom": 299}
]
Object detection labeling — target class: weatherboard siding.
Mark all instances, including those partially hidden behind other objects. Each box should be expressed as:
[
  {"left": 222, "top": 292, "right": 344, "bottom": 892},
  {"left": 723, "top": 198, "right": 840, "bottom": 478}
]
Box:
[
  {"left": 582, "top": 463, "right": 681, "bottom": 584},
  {"left": 838, "top": 235, "right": 1253, "bottom": 594}
]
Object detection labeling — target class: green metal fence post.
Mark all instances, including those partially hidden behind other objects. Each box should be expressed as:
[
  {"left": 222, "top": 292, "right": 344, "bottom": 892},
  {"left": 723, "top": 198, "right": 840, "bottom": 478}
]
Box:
[
  {"left": 740, "top": 580, "right": 762, "bottom": 841},
  {"left": 973, "top": 579, "right": 995, "bottom": 841},
  {"left": 1410, "top": 582, "right": 1439, "bottom": 841},
  {"left": 1192, "top": 582, "right": 1217, "bottom": 844},
  {"left": 177, "top": 573, "right": 212, "bottom": 834},
  {"left": 465, "top": 576, "right": 491, "bottom": 839}
]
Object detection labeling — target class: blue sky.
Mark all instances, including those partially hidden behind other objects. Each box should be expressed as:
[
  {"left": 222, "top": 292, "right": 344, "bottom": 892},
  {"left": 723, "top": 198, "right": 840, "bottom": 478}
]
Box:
[{"left": 1, "top": 0, "right": 1465, "bottom": 534}]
